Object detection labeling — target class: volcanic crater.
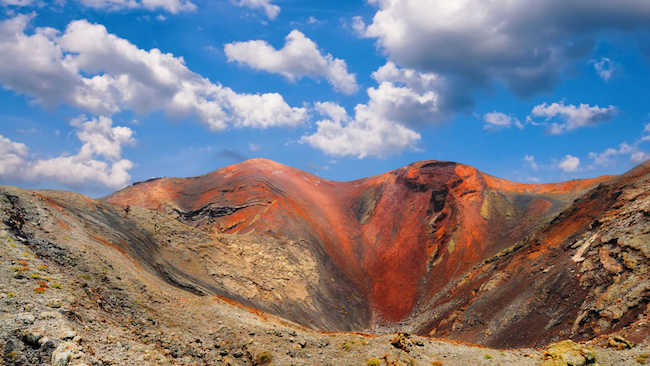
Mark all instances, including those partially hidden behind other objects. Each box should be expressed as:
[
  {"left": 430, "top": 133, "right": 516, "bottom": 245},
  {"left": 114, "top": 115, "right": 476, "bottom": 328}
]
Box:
[{"left": 0, "top": 159, "right": 647, "bottom": 365}]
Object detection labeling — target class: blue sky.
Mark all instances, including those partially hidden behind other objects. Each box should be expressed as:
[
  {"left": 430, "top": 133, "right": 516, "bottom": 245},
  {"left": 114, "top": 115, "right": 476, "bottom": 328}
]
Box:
[{"left": 0, "top": 0, "right": 649, "bottom": 196}]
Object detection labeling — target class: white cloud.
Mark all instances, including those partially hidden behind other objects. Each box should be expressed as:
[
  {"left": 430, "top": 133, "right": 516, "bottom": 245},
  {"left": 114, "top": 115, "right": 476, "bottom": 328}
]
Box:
[
  {"left": 76, "top": 0, "right": 196, "bottom": 13},
  {"left": 0, "top": 135, "right": 29, "bottom": 176},
  {"left": 559, "top": 155, "right": 580, "bottom": 172},
  {"left": 370, "top": 62, "right": 446, "bottom": 126},
  {"left": 630, "top": 151, "right": 650, "bottom": 162},
  {"left": 224, "top": 30, "right": 358, "bottom": 94},
  {"left": 248, "top": 143, "right": 261, "bottom": 152},
  {"left": 360, "top": 0, "right": 650, "bottom": 101},
  {"left": 365, "top": 82, "right": 438, "bottom": 127},
  {"left": 523, "top": 155, "right": 538, "bottom": 171},
  {"left": 0, "top": 116, "right": 135, "bottom": 189},
  {"left": 530, "top": 102, "right": 617, "bottom": 134},
  {"left": 483, "top": 112, "right": 523, "bottom": 130},
  {"left": 589, "top": 131, "right": 650, "bottom": 166},
  {"left": 372, "top": 61, "right": 440, "bottom": 94},
  {"left": 301, "top": 102, "right": 421, "bottom": 158},
  {"left": 0, "top": 15, "right": 80, "bottom": 109},
  {"left": 71, "top": 115, "right": 135, "bottom": 161},
  {"left": 314, "top": 102, "right": 349, "bottom": 124},
  {"left": 642, "top": 123, "right": 650, "bottom": 142},
  {"left": 2, "top": 0, "right": 195, "bottom": 12},
  {"left": 592, "top": 57, "right": 615, "bottom": 81},
  {"left": 351, "top": 16, "right": 366, "bottom": 36},
  {"left": 0, "top": 15, "right": 307, "bottom": 131},
  {"left": 301, "top": 62, "right": 452, "bottom": 158},
  {"left": 233, "top": 0, "right": 279, "bottom": 20},
  {"left": 1, "top": 0, "right": 34, "bottom": 6}
]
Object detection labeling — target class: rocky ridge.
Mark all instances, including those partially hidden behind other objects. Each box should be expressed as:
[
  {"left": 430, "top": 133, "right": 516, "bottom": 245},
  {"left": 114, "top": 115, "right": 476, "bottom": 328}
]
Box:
[{"left": 0, "top": 159, "right": 648, "bottom": 365}]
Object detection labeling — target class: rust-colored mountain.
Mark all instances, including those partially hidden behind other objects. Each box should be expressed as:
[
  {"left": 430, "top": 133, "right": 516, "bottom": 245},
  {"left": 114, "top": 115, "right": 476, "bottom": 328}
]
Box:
[
  {"left": 3, "top": 158, "right": 648, "bottom": 366},
  {"left": 98, "top": 158, "right": 648, "bottom": 347}
]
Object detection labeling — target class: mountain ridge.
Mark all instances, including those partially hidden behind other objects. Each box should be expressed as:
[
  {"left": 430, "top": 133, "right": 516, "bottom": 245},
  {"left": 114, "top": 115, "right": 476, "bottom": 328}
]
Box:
[
  {"left": 103, "top": 158, "right": 618, "bottom": 335},
  {"left": 0, "top": 159, "right": 647, "bottom": 365}
]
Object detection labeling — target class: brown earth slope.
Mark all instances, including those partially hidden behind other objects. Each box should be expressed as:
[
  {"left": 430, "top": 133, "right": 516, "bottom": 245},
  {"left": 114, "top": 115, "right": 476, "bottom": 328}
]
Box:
[
  {"left": 412, "top": 160, "right": 650, "bottom": 347},
  {"left": 99, "top": 158, "right": 645, "bottom": 348},
  {"left": 1, "top": 157, "right": 648, "bottom": 365}
]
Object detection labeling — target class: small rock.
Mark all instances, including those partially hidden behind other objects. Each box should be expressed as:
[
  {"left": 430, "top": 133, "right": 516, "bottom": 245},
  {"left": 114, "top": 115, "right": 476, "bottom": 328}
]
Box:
[
  {"left": 637, "top": 353, "right": 649, "bottom": 365},
  {"left": 52, "top": 342, "right": 77, "bottom": 366},
  {"left": 16, "top": 312, "right": 35, "bottom": 325},
  {"left": 599, "top": 247, "right": 623, "bottom": 273},
  {"left": 61, "top": 329, "right": 76, "bottom": 340},
  {"left": 21, "top": 330, "right": 43, "bottom": 347},
  {"left": 607, "top": 335, "right": 635, "bottom": 350},
  {"left": 40, "top": 337, "right": 56, "bottom": 351},
  {"left": 39, "top": 311, "right": 60, "bottom": 320},
  {"left": 73, "top": 336, "right": 82, "bottom": 344},
  {"left": 541, "top": 340, "right": 596, "bottom": 366},
  {"left": 390, "top": 333, "right": 411, "bottom": 352}
]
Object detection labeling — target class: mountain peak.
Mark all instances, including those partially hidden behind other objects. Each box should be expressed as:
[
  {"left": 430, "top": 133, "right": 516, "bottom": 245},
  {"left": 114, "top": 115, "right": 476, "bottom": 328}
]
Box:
[{"left": 104, "top": 159, "right": 617, "bottom": 329}]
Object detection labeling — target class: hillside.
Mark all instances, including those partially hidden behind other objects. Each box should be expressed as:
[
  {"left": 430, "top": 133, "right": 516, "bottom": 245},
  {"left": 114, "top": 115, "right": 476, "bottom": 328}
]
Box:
[{"left": 0, "top": 159, "right": 648, "bottom": 365}]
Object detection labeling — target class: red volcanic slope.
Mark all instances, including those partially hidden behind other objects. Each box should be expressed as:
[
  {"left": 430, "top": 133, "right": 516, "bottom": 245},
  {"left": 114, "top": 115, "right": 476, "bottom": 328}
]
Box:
[{"left": 105, "top": 159, "right": 611, "bottom": 324}]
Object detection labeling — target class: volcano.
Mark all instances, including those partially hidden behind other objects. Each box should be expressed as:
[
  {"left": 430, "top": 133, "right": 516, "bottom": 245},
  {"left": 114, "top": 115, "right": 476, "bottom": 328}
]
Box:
[
  {"left": 98, "top": 158, "right": 646, "bottom": 347},
  {"left": 1, "top": 159, "right": 647, "bottom": 364}
]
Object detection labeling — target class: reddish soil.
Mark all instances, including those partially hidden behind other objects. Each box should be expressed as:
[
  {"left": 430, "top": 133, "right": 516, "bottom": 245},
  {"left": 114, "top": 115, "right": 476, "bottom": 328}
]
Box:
[{"left": 106, "top": 159, "right": 613, "bottom": 327}]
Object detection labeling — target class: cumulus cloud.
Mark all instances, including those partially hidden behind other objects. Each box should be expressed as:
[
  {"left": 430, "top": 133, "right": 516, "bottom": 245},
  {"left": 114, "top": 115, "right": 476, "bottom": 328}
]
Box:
[
  {"left": 589, "top": 125, "right": 650, "bottom": 166},
  {"left": 483, "top": 112, "right": 523, "bottom": 130},
  {"left": 351, "top": 16, "right": 366, "bottom": 36},
  {"left": 225, "top": 30, "right": 358, "bottom": 94},
  {"left": 589, "top": 143, "right": 649, "bottom": 166},
  {"left": 529, "top": 102, "right": 617, "bottom": 134},
  {"left": 372, "top": 61, "right": 440, "bottom": 93},
  {"left": 0, "top": 116, "right": 135, "bottom": 189},
  {"left": 369, "top": 62, "right": 448, "bottom": 126},
  {"left": 301, "top": 102, "right": 421, "bottom": 158},
  {"left": 592, "top": 57, "right": 615, "bottom": 81},
  {"left": 0, "top": 135, "right": 29, "bottom": 176},
  {"left": 558, "top": 155, "right": 580, "bottom": 172},
  {"left": 76, "top": 0, "right": 196, "bottom": 13},
  {"left": 313, "top": 102, "right": 349, "bottom": 124},
  {"left": 1, "top": 0, "right": 34, "bottom": 6},
  {"left": 364, "top": 82, "right": 438, "bottom": 127},
  {"left": 301, "top": 62, "right": 456, "bottom": 158},
  {"left": 371, "top": 61, "right": 469, "bottom": 121},
  {"left": 2, "top": 0, "right": 196, "bottom": 12},
  {"left": 301, "top": 65, "right": 439, "bottom": 157},
  {"left": 0, "top": 15, "right": 306, "bottom": 131},
  {"left": 523, "top": 155, "right": 538, "bottom": 171},
  {"left": 233, "top": 0, "right": 279, "bottom": 20},
  {"left": 360, "top": 0, "right": 650, "bottom": 102}
]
